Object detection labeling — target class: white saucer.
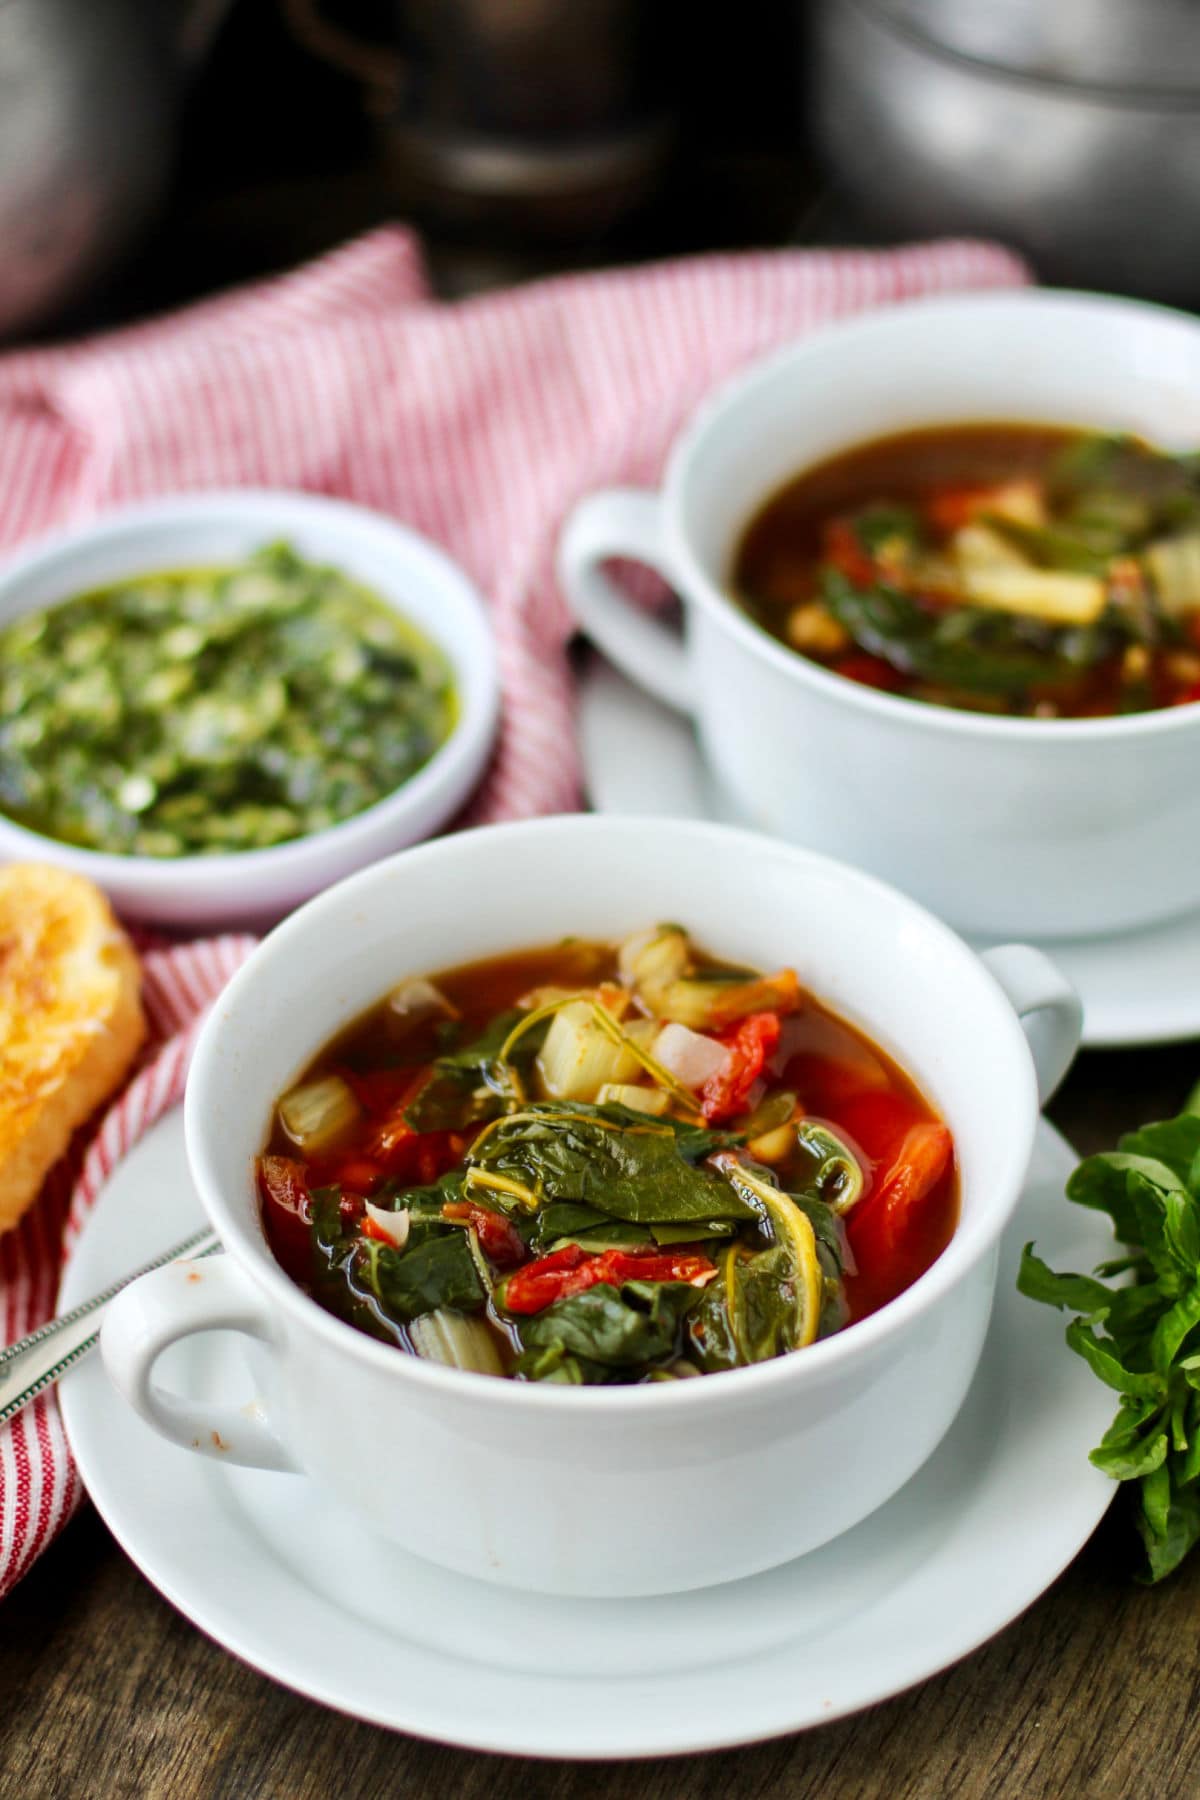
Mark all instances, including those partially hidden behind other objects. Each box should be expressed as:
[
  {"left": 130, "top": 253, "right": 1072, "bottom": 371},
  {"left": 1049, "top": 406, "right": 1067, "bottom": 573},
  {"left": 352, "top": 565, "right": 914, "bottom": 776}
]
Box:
[
  {"left": 578, "top": 657, "right": 1200, "bottom": 1050},
  {"left": 60, "top": 1107, "right": 1115, "bottom": 1759}
]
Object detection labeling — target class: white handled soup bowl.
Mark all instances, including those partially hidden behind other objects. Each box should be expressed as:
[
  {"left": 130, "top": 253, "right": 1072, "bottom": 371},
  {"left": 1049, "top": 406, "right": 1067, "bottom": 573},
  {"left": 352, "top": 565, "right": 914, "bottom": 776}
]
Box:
[
  {"left": 558, "top": 289, "right": 1200, "bottom": 940},
  {"left": 0, "top": 490, "right": 499, "bottom": 928},
  {"left": 101, "top": 814, "right": 1081, "bottom": 1597}
]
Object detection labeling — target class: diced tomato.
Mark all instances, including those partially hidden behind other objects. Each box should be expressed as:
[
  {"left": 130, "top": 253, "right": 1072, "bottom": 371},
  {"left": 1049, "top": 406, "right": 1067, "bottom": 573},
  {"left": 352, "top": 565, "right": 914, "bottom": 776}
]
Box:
[
  {"left": 820, "top": 517, "right": 877, "bottom": 587},
  {"left": 832, "top": 652, "right": 903, "bottom": 694},
  {"left": 442, "top": 1200, "right": 527, "bottom": 1269},
  {"left": 701, "top": 1012, "right": 782, "bottom": 1124},
  {"left": 846, "top": 1122, "right": 954, "bottom": 1308},
  {"left": 314, "top": 1155, "right": 385, "bottom": 1195},
  {"left": 257, "top": 1155, "right": 313, "bottom": 1284},
  {"left": 342, "top": 1066, "right": 425, "bottom": 1115},
  {"left": 499, "top": 1244, "right": 716, "bottom": 1316},
  {"left": 1171, "top": 680, "right": 1200, "bottom": 707},
  {"left": 923, "top": 485, "right": 999, "bottom": 535},
  {"left": 370, "top": 1121, "right": 462, "bottom": 1184},
  {"left": 360, "top": 1212, "right": 398, "bottom": 1244}
]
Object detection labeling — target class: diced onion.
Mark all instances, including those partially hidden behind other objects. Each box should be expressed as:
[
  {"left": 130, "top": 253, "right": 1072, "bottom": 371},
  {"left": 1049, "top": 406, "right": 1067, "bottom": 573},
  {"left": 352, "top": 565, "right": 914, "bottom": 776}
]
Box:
[
  {"left": 386, "top": 978, "right": 454, "bottom": 1029},
  {"left": 364, "top": 1202, "right": 410, "bottom": 1249},
  {"left": 278, "top": 1074, "right": 360, "bottom": 1152},
  {"left": 651, "top": 1022, "right": 729, "bottom": 1091},
  {"left": 536, "top": 1000, "right": 641, "bottom": 1101}
]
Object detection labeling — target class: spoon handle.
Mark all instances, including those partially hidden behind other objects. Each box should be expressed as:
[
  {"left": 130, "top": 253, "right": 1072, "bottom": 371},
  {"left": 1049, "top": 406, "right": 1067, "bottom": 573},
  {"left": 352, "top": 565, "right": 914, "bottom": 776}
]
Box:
[{"left": 0, "top": 1224, "right": 219, "bottom": 1429}]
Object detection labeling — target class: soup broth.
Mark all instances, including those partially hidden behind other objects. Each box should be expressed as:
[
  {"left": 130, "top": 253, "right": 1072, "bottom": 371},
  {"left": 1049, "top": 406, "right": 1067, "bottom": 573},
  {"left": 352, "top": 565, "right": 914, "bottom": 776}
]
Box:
[
  {"left": 258, "top": 930, "right": 958, "bottom": 1383},
  {"left": 734, "top": 423, "right": 1200, "bottom": 718}
]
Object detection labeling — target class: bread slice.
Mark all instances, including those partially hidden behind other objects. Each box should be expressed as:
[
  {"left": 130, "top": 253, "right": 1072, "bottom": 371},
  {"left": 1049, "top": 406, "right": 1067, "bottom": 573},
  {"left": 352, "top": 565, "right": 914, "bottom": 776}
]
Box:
[{"left": 0, "top": 865, "right": 145, "bottom": 1234}]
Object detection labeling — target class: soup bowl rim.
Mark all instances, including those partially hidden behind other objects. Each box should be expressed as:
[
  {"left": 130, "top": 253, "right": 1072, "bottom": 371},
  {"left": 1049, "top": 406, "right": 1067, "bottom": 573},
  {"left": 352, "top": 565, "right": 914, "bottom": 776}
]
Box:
[
  {"left": 661, "top": 284, "right": 1200, "bottom": 743},
  {"left": 184, "top": 812, "right": 1042, "bottom": 1414}
]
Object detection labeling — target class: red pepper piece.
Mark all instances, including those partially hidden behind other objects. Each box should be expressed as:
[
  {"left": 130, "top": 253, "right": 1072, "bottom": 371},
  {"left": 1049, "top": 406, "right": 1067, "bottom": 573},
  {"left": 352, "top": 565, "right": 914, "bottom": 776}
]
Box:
[
  {"left": 257, "top": 1155, "right": 313, "bottom": 1285},
  {"left": 846, "top": 1122, "right": 954, "bottom": 1285},
  {"left": 500, "top": 1244, "right": 715, "bottom": 1316},
  {"left": 821, "top": 517, "right": 878, "bottom": 588},
  {"left": 442, "top": 1200, "right": 527, "bottom": 1269},
  {"left": 701, "top": 1012, "right": 782, "bottom": 1124},
  {"left": 832, "top": 652, "right": 904, "bottom": 694}
]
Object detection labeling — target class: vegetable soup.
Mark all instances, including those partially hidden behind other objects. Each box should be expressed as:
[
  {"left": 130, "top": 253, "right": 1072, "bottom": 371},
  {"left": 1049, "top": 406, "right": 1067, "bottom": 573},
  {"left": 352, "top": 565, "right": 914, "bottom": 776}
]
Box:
[
  {"left": 257, "top": 927, "right": 958, "bottom": 1383},
  {"left": 734, "top": 425, "right": 1200, "bottom": 718}
]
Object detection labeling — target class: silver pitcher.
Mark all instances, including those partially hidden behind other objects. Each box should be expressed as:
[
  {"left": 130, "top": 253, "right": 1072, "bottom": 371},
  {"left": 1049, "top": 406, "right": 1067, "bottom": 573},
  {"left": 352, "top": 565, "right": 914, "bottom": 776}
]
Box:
[
  {"left": 0, "top": 0, "right": 230, "bottom": 339},
  {"left": 811, "top": 0, "right": 1200, "bottom": 303}
]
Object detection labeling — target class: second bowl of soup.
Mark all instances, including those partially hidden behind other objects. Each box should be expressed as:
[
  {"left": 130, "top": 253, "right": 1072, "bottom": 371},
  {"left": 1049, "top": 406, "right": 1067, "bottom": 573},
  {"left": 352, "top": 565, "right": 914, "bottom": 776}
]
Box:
[{"left": 558, "top": 289, "right": 1200, "bottom": 938}]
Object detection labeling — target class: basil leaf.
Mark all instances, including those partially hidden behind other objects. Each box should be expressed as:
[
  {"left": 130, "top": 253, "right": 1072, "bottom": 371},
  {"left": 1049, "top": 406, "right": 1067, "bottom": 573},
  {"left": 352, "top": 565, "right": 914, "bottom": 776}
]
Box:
[
  {"left": 1118, "top": 1118, "right": 1200, "bottom": 1183},
  {"left": 1017, "top": 1244, "right": 1114, "bottom": 1317},
  {"left": 1150, "top": 1276, "right": 1200, "bottom": 1377},
  {"left": 1091, "top": 1430, "right": 1169, "bottom": 1481},
  {"left": 1136, "top": 1470, "right": 1200, "bottom": 1584},
  {"left": 1065, "top": 1153, "right": 1151, "bottom": 1245},
  {"left": 1064, "top": 1320, "right": 1165, "bottom": 1399}
]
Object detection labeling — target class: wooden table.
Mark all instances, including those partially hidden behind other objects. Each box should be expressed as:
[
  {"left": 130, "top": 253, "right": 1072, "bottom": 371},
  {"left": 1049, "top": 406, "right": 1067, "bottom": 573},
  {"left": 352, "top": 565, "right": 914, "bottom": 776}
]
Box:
[
  {"left": 2, "top": 1044, "right": 1199, "bottom": 1797},
  {"left": 5, "top": 18, "right": 1200, "bottom": 1792}
]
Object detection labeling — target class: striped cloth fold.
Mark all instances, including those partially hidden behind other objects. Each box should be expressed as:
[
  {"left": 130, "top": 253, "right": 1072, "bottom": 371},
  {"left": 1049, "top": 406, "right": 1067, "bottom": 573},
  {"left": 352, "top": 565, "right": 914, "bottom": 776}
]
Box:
[{"left": 0, "top": 227, "right": 1029, "bottom": 1595}]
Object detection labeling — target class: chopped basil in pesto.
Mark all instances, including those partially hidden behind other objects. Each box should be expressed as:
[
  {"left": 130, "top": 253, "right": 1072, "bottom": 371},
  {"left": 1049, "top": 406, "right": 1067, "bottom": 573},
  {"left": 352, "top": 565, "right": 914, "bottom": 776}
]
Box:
[{"left": 0, "top": 542, "right": 456, "bottom": 857}]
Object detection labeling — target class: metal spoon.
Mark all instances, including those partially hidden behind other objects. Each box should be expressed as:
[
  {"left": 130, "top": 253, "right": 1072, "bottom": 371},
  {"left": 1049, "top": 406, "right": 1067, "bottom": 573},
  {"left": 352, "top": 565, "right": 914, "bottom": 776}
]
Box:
[{"left": 0, "top": 1225, "right": 219, "bottom": 1430}]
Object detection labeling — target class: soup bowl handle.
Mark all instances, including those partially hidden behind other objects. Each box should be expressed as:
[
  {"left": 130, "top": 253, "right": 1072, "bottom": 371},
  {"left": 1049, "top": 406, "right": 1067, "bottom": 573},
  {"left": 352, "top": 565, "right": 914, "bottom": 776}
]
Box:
[
  {"left": 100, "top": 1253, "right": 297, "bottom": 1473},
  {"left": 557, "top": 489, "right": 691, "bottom": 713},
  {"left": 979, "top": 944, "right": 1083, "bottom": 1106}
]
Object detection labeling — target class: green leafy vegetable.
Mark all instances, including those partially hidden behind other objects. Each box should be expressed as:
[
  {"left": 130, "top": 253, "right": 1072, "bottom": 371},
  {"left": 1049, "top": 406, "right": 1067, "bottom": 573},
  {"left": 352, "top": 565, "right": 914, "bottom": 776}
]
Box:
[
  {"left": 822, "top": 571, "right": 1103, "bottom": 697},
  {"left": 519, "top": 1279, "right": 698, "bottom": 1370},
  {"left": 1018, "top": 1101, "right": 1200, "bottom": 1582},
  {"left": 404, "top": 1009, "right": 551, "bottom": 1130},
  {"left": 310, "top": 1187, "right": 484, "bottom": 1337},
  {"left": 467, "top": 1101, "right": 752, "bottom": 1224}
]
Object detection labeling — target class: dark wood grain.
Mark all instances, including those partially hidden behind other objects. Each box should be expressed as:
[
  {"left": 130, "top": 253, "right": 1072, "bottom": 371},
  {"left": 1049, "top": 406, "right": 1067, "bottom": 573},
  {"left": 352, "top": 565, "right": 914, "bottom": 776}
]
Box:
[{"left": 2, "top": 1046, "right": 1199, "bottom": 1796}]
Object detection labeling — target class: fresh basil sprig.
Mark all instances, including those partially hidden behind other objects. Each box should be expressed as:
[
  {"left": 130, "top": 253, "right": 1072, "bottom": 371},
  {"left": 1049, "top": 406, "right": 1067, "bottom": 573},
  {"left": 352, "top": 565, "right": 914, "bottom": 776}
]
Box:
[{"left": 1018, "top": 1084, "right": 1200, "bottom": 1581}]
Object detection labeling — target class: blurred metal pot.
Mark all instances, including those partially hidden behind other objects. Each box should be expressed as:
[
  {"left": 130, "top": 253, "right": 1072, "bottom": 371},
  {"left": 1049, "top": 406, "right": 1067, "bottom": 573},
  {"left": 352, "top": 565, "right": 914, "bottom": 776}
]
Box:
[
  {"left": 811, "top": 0, "right": 1200, "bottom": 303},
  {"left": 0, "top": 0, "right": 230, "bottom": 340}
]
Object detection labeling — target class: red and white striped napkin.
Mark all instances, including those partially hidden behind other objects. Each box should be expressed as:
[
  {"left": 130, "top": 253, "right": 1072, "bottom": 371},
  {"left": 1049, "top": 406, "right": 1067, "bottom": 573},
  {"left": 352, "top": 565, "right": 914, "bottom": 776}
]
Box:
[{"left": 0, "top": 227, "right": 1028, "bottom": 1595}]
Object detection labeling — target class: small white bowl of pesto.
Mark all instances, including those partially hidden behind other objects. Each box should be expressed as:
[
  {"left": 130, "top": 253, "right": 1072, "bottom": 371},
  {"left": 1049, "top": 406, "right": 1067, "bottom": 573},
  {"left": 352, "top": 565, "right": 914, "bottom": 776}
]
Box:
[{"left": 0, "top": 491, "right": 499, "bottom": 926}]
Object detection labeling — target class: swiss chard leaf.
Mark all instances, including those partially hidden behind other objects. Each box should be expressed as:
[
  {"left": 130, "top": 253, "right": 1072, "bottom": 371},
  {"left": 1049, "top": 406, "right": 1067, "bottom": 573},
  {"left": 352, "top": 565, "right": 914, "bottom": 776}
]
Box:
[
  {"left": 821, "top": 570, "right": 1086, "bottom": 696},
  {"left": 309, "top": 1187, "right": 484, "bottom": 1330},
  {"left": 519, "top": 1279, "right": 697, "bottom": 1369},
  {"left": 469, "top": 1102, "right": 753, "bottom": 1224},
  {"left": 361, "top": 1232, "right": 485, "bottom": 1324},
  {"left": 404, "top": 1009, "right": 550, "bottom": 1130}
]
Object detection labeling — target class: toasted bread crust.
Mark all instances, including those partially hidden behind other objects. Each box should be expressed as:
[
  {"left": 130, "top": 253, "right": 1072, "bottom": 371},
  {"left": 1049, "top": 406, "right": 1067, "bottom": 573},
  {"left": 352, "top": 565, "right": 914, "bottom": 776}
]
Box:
[{"left": 0, "top": 865, "right": 145, "bottom": 1234}]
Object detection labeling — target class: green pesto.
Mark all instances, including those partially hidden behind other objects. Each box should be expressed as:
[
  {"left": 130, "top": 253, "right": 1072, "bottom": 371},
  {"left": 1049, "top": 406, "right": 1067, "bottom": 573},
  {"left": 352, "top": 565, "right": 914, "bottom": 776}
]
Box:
[{"left": 0, "top": 542, "right": 456, "bottom": 857}]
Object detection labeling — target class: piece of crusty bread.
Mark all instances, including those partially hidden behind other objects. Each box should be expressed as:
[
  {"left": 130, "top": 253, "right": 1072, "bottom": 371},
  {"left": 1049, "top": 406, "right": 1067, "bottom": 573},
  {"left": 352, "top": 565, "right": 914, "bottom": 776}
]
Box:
[{"left": 0, "top": 865, "right": 145, "bottom": 1234}]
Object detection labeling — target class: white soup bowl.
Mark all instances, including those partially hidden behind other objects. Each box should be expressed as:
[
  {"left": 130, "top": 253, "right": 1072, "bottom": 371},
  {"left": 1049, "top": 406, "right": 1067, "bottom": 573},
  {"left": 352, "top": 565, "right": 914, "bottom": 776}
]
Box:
[
  {"left": 559, "top": 289, "right": 1200, "bottom": 939},
  {"left": 100, "top": 815, "right": 1080, "bottom": 1597}
]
